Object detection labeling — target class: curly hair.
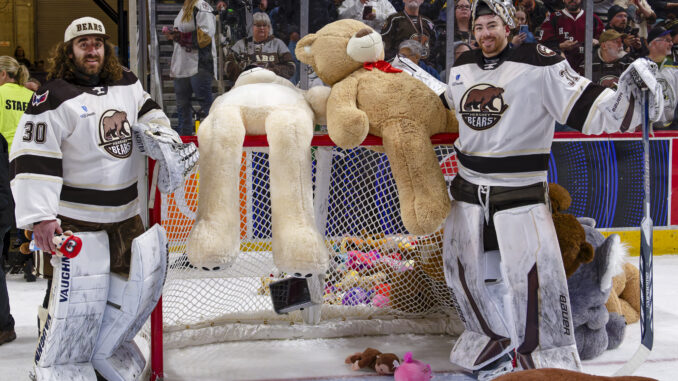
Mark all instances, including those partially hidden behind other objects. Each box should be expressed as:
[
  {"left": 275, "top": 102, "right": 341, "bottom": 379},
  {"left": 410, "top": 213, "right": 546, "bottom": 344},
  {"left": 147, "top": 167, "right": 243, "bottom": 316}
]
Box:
[{"left": 46, "top": 40, "right": 123, "bottom": 84}]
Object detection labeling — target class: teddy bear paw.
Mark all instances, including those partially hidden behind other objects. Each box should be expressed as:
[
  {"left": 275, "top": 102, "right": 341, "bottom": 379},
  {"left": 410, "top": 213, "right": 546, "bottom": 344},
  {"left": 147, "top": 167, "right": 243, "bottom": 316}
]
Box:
[
  {"left": 273, "top": 228, "right": 329, "bottom": 275},
  {"left": 186, "top": 219, "right": 240, "bottom": 270}
]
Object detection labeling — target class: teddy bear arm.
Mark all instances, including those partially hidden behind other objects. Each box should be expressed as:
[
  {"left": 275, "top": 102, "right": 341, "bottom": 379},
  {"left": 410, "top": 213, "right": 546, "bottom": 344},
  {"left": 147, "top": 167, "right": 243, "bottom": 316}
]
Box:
[{"left": 327, "top": 78, "right": 369, "bottom": 148}]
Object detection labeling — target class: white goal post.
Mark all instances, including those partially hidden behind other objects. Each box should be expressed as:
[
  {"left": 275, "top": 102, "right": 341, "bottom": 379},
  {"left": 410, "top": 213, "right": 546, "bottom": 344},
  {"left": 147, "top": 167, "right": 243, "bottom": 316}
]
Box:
[{"left": 145, "top": 134, "right": 463, "bottom": 378}]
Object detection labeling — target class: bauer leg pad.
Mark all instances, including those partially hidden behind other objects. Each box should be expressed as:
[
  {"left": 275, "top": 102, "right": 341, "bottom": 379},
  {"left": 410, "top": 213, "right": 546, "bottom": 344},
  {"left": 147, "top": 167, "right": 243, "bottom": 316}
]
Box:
[
  {"left": 92, "top": 224, "right": 167, "bottom": 381},
  {"left": 33, "top": 232, "right": 110, "bottom": 381},
  {"left": 493, "top": 203, "right": 581, "bottom": 371},
  {"left": 442, "top": 201, "right": 514, "bottom": 370}
]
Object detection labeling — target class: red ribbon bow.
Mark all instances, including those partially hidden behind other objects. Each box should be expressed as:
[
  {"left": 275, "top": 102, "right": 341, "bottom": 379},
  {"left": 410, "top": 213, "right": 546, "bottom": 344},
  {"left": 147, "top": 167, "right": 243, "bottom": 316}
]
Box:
[{"left": 363, "top": 60, "right": 403, "bottom": 73}]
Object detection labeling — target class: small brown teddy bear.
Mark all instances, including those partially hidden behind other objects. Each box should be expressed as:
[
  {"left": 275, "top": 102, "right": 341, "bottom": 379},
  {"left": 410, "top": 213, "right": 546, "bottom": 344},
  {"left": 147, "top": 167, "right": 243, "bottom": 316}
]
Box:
[
  {"left": 345, "top": 347, "right": 400, "bottom": 375},
  {"left": 606, "top": 262, "right": 642, "bottom": 324},
  {"left": 549, "top": 183, "right": 595, "bottom": 277}
]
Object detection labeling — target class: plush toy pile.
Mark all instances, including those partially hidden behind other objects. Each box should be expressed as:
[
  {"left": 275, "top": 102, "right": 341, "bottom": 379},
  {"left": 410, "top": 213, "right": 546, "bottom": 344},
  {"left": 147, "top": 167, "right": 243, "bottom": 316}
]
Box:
[
  {"left": 344, "top": 348, "right": 432, "bottom": 380},
  {"left": 548, "top": 183, "right": 642, "bottom": 360}
]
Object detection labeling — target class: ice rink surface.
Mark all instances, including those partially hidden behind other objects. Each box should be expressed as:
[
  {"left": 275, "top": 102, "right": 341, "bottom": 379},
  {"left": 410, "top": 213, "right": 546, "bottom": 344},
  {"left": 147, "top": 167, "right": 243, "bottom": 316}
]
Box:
[{"left": 1, "top": 255, "right": 676, "bottom": 381}]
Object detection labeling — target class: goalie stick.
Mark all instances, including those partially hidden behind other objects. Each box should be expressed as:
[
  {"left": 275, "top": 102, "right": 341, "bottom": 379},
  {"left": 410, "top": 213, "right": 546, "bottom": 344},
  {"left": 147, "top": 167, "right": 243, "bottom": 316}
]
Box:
[{"left": 614, "top": 88, "right": 654, "bottom": 376}]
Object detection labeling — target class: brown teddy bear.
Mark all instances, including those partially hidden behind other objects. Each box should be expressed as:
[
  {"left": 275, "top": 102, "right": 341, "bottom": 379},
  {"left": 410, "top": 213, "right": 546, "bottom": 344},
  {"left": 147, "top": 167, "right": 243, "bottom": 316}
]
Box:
[
  {"left": 296, "top": 20, "right": 458, "bottom": 236},
  {"left": 345, "top": 347, "right": 400, "bottom": 375},
  {"left": 493, "top": 368, "right": 656, "bottom": 380},
  {"left": 549, "top": 183, "right": 595, "bottom": 277},
  {"left": 606, "top": 262, "right": 641, "bottom": 324}
]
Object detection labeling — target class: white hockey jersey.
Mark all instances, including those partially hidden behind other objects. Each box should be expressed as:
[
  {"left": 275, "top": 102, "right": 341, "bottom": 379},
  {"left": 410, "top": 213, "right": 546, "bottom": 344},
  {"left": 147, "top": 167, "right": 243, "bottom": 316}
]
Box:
[
  {"left": 9, "top": 70, "right": 170, "bottom": 229},
  {"left": 655, "top": 57, "right": 678, "bottom": 127},
  {"left": 445, "top": 43, "right": 643, "bottom": 187}
]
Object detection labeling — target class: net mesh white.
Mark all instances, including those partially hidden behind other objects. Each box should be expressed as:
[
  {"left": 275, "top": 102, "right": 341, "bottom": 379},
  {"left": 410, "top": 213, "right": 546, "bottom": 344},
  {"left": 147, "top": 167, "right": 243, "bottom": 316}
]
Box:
[{"left": 154, "top": 143, "right": 464, "bottom": 349}]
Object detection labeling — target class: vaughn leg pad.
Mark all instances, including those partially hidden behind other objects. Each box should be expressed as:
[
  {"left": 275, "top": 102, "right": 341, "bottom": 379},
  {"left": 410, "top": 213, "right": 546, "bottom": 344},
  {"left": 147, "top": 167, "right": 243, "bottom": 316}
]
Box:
[
  {"left": 442, "top": 202, "right": 513, "bottom": 370},
  {"left": 92, "top": 224, "right": 168, "bottom": 381},
  {"left": 493, "top": 204, "right": 581, "bottom": 371},
  {"left": 34, "top": 232, "right": 110, "bottom": 381}
]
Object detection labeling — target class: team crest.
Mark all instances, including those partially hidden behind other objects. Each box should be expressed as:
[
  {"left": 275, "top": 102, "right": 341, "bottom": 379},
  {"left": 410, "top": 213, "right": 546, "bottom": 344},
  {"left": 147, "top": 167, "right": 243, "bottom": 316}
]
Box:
[
  {"left": 599, "top": 75, "right": 619, "bottom": 90},
  {"left": 459, "top": 84, "right": 509, "bottom": 130},
  {"left": 658, "top": 78, "right": 673, "bottom": 109},
  {"left": 32, "top": 90, "right": 49, "bottom": 107},
  {"left": 537, "top": 44, "right": 557, "bottom": 57},
  {"left": 98, "top": 109, "right": 132, "bottom": 158}
]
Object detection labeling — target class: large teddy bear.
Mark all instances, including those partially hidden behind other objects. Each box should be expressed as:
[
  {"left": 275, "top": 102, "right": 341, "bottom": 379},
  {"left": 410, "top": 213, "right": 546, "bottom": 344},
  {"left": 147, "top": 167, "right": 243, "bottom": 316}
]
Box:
[
  {"left": 186, "top": 68, "right": 330, "bottom": 275},
  {"left": 295, "top": 20, "right": 459, "bottom": 235}
]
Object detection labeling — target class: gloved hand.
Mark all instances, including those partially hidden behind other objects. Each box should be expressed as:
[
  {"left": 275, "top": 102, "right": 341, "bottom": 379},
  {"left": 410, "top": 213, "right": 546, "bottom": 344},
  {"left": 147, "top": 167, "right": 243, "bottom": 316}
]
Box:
[
  {"left": 617, "top": 58, "right": 664, "bottom": 123},
  {"left": 132, "top": 123, "right": 198, "bottom": 193}
]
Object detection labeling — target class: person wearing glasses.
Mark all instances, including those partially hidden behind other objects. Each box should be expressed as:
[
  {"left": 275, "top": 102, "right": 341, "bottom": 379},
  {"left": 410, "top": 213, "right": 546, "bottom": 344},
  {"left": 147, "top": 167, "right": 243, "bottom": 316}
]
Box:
[{"left": 224, "top": 12, "right": 295, "bottom": 82}]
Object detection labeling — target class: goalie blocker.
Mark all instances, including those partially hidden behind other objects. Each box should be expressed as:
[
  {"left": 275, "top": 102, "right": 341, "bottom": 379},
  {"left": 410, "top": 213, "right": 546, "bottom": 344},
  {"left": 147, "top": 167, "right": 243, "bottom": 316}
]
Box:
[{"left": 34, "top": 225, "right": 167, "bottom": 381}]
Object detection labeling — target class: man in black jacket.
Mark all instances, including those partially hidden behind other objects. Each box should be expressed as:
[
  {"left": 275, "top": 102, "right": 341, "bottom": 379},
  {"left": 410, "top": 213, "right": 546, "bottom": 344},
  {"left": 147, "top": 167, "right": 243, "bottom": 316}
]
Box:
[{"left": 0, "top": 135, "right": 15, "bottom": 345}]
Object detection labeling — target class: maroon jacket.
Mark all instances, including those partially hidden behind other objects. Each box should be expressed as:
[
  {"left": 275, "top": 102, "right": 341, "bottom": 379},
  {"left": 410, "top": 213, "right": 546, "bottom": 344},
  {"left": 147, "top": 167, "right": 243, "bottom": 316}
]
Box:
[{"left": 538, "top": 9, "right": 603, "bottom": 73}]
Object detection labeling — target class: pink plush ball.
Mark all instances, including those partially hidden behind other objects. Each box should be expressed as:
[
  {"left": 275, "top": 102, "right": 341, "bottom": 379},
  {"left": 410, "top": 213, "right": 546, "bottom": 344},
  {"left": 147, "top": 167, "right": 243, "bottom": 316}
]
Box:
[
  {"left": 372, "top": 294, "right": 390, "bottom": 308},
  {"left": 394, "top": 352, "right": 432, "bottom": 381}
]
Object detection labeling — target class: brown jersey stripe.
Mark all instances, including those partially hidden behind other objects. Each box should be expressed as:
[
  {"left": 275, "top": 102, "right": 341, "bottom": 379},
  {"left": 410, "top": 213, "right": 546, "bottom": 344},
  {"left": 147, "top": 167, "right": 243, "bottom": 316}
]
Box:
[
  {"left": 566, "top": 82, "right": 607, "bottom": 132},
  {"left": 10, "top": 155, "right": 63, "bottom": 180},
  {"left": 60, "top": 182, "right": 138, "bottom": 207},
  {"left": 454, "top": 148, "right": 550, "bottom": 174},
  {"left": 138, "top": 98, "right": 162, "bottom": 119}
]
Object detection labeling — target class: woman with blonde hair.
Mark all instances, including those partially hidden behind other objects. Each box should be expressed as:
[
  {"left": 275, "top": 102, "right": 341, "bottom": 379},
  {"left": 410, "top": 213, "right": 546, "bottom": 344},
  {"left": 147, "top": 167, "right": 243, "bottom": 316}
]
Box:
[
  {"left": 0, "top": 56, "right": 33, "bottom": 152},
  {"left": 163, "top": 0, "right": 216, "bottom": 136}
]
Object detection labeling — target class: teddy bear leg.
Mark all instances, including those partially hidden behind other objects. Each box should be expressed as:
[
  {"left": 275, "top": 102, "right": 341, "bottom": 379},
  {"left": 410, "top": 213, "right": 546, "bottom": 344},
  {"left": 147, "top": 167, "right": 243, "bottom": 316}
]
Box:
[
  {"left": 381, "top": 119, "right": 450, "bottom": 235},
  {"left": 186, "top": 107, "right": 246, "bottom": 270},
  {"left": 264, "top": 109, "right": 329, "bottom": 276}
]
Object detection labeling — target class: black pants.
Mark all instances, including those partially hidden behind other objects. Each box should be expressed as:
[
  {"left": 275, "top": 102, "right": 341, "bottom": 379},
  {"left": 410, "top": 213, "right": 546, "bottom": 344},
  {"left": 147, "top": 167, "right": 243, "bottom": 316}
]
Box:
[
  {"left": 0, "top": 226, "right": 14, "bottom": 331},
  {"left": 450, "top": 175, "right": 549, "bottom": 251}
]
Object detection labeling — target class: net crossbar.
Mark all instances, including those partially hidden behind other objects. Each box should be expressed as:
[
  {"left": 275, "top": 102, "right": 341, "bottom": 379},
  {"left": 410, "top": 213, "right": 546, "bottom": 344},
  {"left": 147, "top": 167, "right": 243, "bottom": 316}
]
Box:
[{"left": 148, "top": 137, "right": 463, "bottom": 349}]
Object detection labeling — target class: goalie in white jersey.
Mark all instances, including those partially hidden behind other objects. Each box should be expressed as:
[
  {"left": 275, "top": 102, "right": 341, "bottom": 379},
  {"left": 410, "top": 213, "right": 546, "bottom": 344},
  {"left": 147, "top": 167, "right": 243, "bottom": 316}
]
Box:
[
  {"left": 9, "top": 17, "right": 197, "bottom": 381},
  {"left": 442, "top": 0, "right": 662, "bottom": 378}
]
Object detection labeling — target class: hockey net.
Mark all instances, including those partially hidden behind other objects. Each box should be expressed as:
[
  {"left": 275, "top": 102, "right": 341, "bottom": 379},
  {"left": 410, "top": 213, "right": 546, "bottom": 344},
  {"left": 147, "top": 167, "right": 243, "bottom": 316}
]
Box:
[{"left": 147, "top": 135, "right": 464, "bottom": 350}]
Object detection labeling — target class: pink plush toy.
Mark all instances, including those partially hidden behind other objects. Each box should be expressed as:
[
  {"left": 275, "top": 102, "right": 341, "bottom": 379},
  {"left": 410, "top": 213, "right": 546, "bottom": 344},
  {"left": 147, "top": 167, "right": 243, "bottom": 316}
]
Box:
[{"left": 394, "top": 352, "right": 432, "bottom": 381}]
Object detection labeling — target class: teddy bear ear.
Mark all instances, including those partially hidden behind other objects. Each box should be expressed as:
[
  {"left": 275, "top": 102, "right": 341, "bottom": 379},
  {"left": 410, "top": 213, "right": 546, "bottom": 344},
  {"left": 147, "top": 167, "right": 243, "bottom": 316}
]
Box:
[{"left": 295, "top": 33, "right": 317, "bottom": 65}]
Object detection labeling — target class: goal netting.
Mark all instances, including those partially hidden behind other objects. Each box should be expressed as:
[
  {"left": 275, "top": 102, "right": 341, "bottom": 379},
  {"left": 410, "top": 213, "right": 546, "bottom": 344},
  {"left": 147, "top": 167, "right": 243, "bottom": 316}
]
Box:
[{"left": 148, "top": 138, "right": 464, "bottom": 350}]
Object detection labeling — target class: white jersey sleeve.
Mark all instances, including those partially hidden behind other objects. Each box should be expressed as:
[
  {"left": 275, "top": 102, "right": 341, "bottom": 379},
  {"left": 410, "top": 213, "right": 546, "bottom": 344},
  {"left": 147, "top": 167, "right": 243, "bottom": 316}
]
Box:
[
  {"left": 10, "top": 87, "right": 76, "bottom": 229},
  {"left": 542, "top": 59, "right": 642, "bottom": 134}
]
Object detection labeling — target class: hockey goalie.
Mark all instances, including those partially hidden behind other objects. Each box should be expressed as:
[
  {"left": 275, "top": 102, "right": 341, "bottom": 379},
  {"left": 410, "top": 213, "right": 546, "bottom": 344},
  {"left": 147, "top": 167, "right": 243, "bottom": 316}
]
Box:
[
  {"left": 9, "top": 17, "right": 197, "bottom": 381},
  {"left": 441, "top": 0, "right": 662, "bottom": 379}
]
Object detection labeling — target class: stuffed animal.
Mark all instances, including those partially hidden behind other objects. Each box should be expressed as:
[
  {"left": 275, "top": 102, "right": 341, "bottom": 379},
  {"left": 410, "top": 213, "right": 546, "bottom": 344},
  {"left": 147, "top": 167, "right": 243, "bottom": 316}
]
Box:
[
  {"left": 606, "top": 262, "right": 641, "bottom": 324},
  {"left": 568, "top": 218, "right": 627, "bottom": 360},
  {"left": 492, "top": 368, "right": 656, "bottom": 381},
  {"left": 345, "top": 347, "right": 400, "bottom": 375},
  {"left": 549, "top": 183, "right": 594, "bottom": 277},
  {"left": 186, "top": 68, "right": 330, "bottom": 275},
  {"left": 393, "top": 352, "right": 432, "bottom": 381},
  {"left": 296, "top": 20, "right": 459, "bottom": 236}
]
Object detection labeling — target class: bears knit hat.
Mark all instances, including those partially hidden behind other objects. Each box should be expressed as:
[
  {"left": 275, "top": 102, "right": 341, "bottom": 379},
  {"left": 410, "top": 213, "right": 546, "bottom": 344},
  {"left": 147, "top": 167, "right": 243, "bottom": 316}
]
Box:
[
  {"left": 607, "top": 5, "right": 628, "bottom": 22},
  {"left": 64, "top": 17, "right": 109, "bottom": 42}
]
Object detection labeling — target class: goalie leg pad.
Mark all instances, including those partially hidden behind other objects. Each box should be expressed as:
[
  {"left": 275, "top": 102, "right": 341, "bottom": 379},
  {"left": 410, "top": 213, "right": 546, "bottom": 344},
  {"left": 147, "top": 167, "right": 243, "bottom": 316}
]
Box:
[
  {"left": 442, "top": 201, "right": 514, "bottom": 371},
  {"left": 34, "top": 232, "right": 110, "bottom": 381},
  {"left": 493, "top": 203, "right": 581, "bottom": 371},
  {"left": 92, "top": 224, "right": 168, "bottom": 381}
]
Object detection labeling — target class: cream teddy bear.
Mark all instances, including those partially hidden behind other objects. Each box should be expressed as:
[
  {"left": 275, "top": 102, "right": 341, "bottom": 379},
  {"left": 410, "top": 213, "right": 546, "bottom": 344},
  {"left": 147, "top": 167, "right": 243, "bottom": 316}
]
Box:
[{"left": 186, "top": 68, "right": 330, "bottom": 276}]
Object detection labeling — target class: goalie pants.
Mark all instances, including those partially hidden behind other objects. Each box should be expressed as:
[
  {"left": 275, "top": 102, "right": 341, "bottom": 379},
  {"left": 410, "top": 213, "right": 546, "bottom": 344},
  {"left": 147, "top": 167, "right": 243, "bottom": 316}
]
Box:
[
  {"left": 39, "top": 215, "right": 145, "bottom": 280},
  {"left": 443, "top": 175, "right": 580, "bottom": 371}
]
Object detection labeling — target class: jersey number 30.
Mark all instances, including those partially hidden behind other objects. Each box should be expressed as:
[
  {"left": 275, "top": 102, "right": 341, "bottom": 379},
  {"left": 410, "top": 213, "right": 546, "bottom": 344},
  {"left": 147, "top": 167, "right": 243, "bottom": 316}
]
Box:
[{"left": 23, "top": 122, "right": 47, "bottom": 144}]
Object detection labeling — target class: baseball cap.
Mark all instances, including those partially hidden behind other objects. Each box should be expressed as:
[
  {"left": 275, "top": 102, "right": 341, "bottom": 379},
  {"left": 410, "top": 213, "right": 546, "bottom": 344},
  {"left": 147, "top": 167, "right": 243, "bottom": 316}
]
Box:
[
  {"left": 599, "top": 29, "right": 624, "bottom": 44},
  {"left": 648, "top": 26, "right": 671, "bottom": 43},
  {"left": 64, "top": 17, "right": 110, "bottom": 43}
]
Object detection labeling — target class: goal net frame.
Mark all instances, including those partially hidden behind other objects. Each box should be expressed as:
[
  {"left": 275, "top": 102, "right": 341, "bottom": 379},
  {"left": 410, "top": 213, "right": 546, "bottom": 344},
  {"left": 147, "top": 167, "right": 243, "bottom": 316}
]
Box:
[{"left": 147, "top": 133, "right": 463, "bottom": 379}]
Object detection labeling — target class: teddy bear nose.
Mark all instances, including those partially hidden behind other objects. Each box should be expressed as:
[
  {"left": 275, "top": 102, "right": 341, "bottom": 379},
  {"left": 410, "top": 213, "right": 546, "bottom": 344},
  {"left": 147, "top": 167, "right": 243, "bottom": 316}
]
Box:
[{"left": 355, "top": 28, "right": 373, "bottom": 38}]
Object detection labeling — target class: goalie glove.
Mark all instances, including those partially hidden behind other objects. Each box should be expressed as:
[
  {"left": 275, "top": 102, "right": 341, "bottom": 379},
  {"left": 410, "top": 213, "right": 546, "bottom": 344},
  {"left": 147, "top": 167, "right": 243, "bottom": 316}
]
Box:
[
  {"left": 617, "top": 58, "right": 664, "bottom": 125},
  {"left": 132, "top": 123, "right": 199, "bottom": 193}
]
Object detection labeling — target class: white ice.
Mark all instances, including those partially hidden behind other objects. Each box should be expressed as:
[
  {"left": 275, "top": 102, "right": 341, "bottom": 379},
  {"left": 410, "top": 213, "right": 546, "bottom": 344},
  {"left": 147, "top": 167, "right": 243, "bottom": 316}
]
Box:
[{"left": 1, "top": 255, "right": 676, "bottom": 381}]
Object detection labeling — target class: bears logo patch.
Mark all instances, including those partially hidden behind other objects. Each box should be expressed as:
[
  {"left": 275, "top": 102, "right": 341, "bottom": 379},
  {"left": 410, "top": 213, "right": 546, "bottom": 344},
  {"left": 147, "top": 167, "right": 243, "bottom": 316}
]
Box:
[
  {"left": 98, "top": 109, "right": 132, "bottom": 158},
  {"left": 537, "top": 44, "right": 557, "bottom": 57},
  {"left": 459, "top": 84, "right": 509, "bottom": 130}
]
